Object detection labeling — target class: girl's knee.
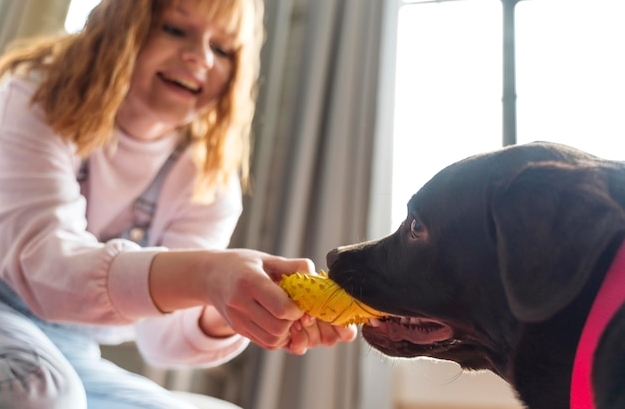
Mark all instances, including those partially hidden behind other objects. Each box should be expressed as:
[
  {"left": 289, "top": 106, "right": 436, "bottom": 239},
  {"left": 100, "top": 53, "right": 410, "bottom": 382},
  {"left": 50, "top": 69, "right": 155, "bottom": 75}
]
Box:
[{"left": 0, "top": 346, "right": 87, "bottom": 409}]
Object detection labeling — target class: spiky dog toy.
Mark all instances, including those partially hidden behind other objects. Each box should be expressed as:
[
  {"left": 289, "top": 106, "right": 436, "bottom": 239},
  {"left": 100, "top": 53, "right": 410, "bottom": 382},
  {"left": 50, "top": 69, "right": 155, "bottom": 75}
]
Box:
[{"left": 280, "top": 271, "right": 387, "bottom": 326}]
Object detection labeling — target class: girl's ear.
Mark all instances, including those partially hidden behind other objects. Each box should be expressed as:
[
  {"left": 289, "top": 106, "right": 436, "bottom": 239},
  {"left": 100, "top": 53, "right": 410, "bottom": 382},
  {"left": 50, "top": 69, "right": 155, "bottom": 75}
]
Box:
[{"left": 491, "top": 162, "right": 625, "bottom": 322}]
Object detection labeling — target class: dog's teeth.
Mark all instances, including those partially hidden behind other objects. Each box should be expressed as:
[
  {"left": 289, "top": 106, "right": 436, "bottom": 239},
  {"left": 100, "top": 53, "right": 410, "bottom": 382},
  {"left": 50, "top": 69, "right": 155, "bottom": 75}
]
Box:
[
  {"left": 409, "top": 317, "right": 422, "bottom": 325},
  {"left": 369, "top": 318, "right": 382, "bottom": 327},
  {"left": 400, "top": 317, "right": 410, "bottom": 325}
]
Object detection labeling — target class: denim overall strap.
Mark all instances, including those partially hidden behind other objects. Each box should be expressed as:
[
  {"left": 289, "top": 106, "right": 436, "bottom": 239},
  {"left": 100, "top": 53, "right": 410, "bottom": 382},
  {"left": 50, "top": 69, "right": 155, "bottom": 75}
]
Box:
[
  {"left": 78, "top": 139, "right": 189, "bottom": 247},
  {"left": 119, "top": 139, "right": 189, "bottom": 246}
]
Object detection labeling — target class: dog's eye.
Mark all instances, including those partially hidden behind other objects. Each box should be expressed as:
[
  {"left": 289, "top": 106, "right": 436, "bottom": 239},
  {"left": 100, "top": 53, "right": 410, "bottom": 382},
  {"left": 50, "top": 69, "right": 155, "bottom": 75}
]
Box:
[{"left": 410, "top": 218, "right": 423, "bottom": 237}]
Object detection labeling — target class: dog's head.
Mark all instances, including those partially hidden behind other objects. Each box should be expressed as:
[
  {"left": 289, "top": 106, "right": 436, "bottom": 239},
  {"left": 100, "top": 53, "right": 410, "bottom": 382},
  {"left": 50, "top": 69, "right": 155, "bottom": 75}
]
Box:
[{"left": 327, "top": 141, "right": 625, "bottom": 377}]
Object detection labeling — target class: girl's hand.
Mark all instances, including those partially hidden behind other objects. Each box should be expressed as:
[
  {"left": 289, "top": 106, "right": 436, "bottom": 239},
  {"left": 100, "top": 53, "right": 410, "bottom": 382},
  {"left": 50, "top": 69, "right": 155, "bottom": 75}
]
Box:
[
  {"left": 196, "top": 249, "right": 314, "bottom": 350},
  {"left": 285, "top": 315, "right": 358, "bottom": 355},
  {"left": 149, "top": 249, "right": 357, "bottom": 352}
]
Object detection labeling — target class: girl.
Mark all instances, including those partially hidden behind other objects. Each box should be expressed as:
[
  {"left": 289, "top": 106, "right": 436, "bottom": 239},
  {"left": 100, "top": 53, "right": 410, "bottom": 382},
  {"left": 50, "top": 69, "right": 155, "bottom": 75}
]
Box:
[{"left": 0, "top": 1, "right": 357, "bottom": 408}]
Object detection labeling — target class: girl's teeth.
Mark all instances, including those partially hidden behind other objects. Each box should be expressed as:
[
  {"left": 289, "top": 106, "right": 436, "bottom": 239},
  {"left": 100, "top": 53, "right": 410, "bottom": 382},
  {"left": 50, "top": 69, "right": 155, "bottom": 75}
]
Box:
[{"left": 162, "top": 74, "right": 199, "bottom": 92}]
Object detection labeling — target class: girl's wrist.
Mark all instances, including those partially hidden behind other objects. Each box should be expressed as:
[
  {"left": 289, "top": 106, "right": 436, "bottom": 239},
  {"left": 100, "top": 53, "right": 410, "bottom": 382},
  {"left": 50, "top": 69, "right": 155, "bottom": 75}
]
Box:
[
  {"left": 148, "top": 251, "right": 209, "bottom": 312},
  {"left": 198, "top": 306, "right": 236, "bottom": 338}
]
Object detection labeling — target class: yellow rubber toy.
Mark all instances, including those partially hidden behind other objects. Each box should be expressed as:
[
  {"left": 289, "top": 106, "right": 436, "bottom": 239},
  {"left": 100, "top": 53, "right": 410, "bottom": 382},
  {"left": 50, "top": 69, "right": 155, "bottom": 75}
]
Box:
[{"left": 280, "top": 271, "right": 387, "bottom": 326}]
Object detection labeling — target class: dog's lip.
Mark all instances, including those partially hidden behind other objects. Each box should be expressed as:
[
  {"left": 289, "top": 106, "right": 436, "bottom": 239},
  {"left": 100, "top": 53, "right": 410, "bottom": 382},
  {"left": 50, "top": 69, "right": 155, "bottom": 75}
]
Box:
[{"left": 365, "top": 316, "right": 454, "bottom": 345}]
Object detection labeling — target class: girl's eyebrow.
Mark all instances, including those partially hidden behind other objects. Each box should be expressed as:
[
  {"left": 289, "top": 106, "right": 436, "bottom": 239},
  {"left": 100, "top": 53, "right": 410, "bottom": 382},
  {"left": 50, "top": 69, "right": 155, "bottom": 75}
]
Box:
[
  {"left": 166, "top": 5, "right": 235, "bottom": 39},
  {"left": 169, "top": 2, "right": 191, "bottom": 16},
  {"left": 172, "top": 4, "right": 191, "bottom": 16}
]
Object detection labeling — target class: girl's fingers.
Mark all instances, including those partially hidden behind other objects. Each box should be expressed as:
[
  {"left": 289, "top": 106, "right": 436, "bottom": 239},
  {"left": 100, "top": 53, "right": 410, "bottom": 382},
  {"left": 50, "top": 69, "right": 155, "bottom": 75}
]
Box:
[
  {"left": 287, "top": 325, "right": 309, "bottom": 355},
  {"left": 262, "top": 256, "right": 315, "bottom": 282},
  {"left": 334, "top": 323, "right": 359, "bottom": 343},
  {"left": 229, "top": 310, "right": 291, "bottom": 349}
]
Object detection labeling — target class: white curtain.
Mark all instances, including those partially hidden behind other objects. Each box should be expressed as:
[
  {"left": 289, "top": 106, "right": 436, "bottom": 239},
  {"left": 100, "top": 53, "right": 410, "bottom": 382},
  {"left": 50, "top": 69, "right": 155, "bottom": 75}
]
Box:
[
  {"left": 0, "top": 0, "right": 71, "bottom": 52},
  {"left": 231, "top": 1, "right": 393, "bottom": 408}
]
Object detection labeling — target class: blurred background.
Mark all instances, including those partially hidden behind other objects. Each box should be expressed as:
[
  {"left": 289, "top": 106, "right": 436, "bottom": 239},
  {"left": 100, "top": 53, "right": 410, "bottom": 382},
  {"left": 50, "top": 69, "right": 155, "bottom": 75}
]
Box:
[{"left": 1, "top": 0, "right": 623, "bottom": 408}]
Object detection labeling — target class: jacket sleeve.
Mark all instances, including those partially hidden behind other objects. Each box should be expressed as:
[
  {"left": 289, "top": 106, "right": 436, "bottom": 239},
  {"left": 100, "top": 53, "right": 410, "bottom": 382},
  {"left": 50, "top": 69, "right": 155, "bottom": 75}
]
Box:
[
  {"left": 133, "top": 170, "right": 249, "bottom": 367},
  {"left": 0, "top": 77, "right": 164, "bottom": 324},
  {"left": 135, "top": 307, "right": 250, "bottom": 368}
]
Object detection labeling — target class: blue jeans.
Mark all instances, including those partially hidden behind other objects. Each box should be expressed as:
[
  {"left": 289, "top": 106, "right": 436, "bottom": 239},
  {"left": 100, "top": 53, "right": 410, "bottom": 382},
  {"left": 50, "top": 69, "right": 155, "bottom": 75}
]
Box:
[{"left": 0, "top": 299, "right": 201, "bottom": 409}]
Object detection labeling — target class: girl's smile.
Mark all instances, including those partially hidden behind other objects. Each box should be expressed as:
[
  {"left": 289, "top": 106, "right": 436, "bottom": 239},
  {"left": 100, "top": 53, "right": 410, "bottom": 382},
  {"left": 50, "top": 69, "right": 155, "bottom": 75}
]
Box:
[{"left": 157, "top": 71, "right": 203, "bottom": 95}]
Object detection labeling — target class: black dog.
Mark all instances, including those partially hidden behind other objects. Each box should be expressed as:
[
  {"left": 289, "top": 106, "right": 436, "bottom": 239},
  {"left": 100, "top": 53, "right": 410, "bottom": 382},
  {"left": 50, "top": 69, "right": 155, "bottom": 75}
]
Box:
[{"left": 327, "top": 141, "right": 625, "bottom": 409}]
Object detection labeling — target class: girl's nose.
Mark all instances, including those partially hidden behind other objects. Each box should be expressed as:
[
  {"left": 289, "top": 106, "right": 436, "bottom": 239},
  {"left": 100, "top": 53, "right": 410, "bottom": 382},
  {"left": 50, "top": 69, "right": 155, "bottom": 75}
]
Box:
[{"left": 182, "top": 42, "right": 214, "bottom": 68}]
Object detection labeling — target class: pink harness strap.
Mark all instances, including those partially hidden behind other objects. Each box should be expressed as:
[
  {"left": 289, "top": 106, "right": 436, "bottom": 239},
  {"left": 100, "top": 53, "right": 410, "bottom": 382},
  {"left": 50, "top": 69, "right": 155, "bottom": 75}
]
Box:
[{"left": 571, "top": 241, "right": 625, "bottom": 409}]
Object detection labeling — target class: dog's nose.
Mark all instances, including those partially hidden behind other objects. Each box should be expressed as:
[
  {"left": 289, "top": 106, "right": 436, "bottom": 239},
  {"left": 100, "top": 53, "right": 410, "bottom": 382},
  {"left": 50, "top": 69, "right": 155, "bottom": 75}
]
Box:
[{"left": 326, "top": 248, "right": 340, "bottom": 268}]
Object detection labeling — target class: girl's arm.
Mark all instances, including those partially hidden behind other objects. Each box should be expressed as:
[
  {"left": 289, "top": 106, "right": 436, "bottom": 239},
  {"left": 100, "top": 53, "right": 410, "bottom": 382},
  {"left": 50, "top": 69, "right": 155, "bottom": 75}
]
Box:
[{"left": 0, "top": 76, "right": 163, "bottom": 324}]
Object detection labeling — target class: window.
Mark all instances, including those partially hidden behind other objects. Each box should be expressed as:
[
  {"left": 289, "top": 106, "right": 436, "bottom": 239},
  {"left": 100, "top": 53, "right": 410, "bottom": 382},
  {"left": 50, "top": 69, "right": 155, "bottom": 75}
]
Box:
[
  {"left": 391, "top": 0, "right": 502, "bottom": 228},
  {"left": 392, "top": 0, "right": 625, "bottom": 229},
  {"left": 516, "top": 0, "right": 625, "bottom": 158}
]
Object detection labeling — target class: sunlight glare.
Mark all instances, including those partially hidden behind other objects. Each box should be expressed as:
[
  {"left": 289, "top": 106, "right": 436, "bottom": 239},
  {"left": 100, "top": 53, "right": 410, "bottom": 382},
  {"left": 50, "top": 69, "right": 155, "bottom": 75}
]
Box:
[
  {"left": 392, "top": 0, "right": 502, "bottom": 229},
  {"left": 64, "top": 0, "right": 102, "bottom": 33},
  {"left": 516, "top": 0, "right": 625, "bottom": 159}
]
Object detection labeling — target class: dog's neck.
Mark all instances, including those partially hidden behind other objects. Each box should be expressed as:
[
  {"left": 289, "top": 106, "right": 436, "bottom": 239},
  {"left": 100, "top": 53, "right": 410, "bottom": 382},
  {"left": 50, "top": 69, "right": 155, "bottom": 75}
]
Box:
[{"left": 571, "top": 239, "right": 625, "bottom": 409}]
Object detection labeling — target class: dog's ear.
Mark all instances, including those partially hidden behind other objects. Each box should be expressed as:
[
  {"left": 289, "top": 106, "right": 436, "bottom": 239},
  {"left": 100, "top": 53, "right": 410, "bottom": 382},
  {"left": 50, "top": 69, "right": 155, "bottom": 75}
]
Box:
[{"left": 492, "top": 162, "right": 625, "bottom": 322}]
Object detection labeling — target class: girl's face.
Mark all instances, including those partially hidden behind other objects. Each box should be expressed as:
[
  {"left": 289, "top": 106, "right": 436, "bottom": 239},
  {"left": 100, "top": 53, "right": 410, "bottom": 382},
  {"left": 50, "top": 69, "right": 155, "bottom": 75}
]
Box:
[{"left": 117, "top": 0, "right": 237, "bottom": 139}]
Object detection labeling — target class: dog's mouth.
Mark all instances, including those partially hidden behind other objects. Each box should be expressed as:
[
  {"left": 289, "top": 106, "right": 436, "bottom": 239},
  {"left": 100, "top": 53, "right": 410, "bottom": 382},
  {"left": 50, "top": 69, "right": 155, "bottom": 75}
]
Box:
[{"left": 366, "top": 316, "right": 454, "bottom": 345}]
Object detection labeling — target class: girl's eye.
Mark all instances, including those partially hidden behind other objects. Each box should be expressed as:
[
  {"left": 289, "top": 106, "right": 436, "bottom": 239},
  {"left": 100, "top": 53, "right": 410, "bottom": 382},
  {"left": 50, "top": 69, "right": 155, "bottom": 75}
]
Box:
[
  {"left": 162, "top": 24, "right": 185, "bottom": 37},
  {"left": 410, "top": 218, "right": 423, "bottom": 238},
  {"left": 210, "top": 43, "right": 235, "bottom": 59}
]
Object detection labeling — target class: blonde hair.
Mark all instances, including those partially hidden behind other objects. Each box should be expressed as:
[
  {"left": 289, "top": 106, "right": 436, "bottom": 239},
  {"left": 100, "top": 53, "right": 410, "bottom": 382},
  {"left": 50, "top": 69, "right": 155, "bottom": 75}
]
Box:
[{"left": 0, "top": 0, "right": 264, "bottom": 201}]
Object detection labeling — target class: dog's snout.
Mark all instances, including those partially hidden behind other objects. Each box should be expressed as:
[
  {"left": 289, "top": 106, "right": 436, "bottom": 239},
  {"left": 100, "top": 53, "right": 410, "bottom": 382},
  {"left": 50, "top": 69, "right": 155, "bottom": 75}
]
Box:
[
  {"left": 327, "top": 241, "right": 377, "bottom": 269},
  {"left": 326, "top": 248, "right": 340, "bottom": 268}
]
